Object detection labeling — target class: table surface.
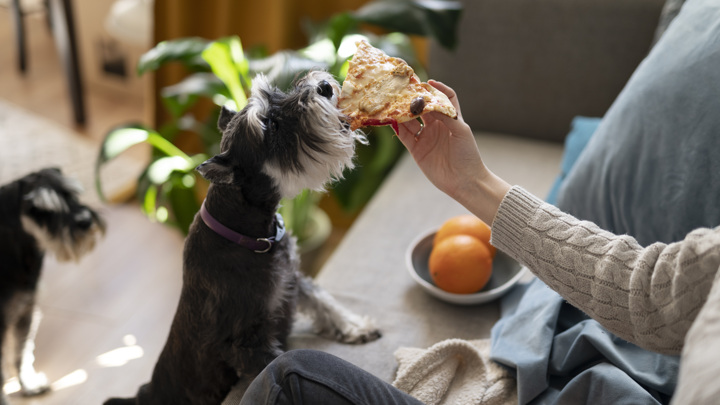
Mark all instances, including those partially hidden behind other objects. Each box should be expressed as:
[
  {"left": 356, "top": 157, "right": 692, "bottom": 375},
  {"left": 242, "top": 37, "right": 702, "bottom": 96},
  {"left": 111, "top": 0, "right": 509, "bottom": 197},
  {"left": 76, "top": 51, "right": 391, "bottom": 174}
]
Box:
[{"left": 288, "top": 132, "right": 564, "bottom": 382}]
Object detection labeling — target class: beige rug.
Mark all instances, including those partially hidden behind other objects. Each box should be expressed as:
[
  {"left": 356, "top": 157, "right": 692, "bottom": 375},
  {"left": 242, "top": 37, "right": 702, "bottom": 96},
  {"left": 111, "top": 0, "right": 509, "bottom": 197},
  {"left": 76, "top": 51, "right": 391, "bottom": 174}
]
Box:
[{"left": 0, "top": 98, "right": 144, "bottom": 206}]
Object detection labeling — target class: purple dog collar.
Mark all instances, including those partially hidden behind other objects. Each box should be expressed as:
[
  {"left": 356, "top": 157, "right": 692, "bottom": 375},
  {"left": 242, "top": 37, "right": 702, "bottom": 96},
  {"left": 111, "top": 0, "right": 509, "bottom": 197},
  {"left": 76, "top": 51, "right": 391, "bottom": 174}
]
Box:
[{"left": 200, "top": 201, "right": 285, "bottom": 253}]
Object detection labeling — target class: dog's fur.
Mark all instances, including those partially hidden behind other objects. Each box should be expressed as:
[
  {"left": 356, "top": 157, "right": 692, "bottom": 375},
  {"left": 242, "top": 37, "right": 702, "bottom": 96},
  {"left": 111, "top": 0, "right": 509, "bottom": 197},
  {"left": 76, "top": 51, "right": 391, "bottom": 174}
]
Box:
[
  {"left": 104, "top": 71, "right": 380, "bottom": 405},
  {"left": 0, "top": 168, "right": 105, "bottom": 405}
]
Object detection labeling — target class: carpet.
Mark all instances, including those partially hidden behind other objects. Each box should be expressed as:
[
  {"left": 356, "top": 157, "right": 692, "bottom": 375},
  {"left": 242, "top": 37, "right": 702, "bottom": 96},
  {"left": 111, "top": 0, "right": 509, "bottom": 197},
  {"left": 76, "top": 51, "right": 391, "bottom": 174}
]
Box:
[{"left": 0, "top": 98, "right": 144, "bottom": 206}]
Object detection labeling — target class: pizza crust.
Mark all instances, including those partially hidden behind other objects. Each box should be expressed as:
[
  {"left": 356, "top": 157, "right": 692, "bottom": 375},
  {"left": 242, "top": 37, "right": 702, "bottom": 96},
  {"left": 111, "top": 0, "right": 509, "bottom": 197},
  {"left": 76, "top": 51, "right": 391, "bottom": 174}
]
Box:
[{"left": 339, "top": 40, "right": 457, "bottom": 131}]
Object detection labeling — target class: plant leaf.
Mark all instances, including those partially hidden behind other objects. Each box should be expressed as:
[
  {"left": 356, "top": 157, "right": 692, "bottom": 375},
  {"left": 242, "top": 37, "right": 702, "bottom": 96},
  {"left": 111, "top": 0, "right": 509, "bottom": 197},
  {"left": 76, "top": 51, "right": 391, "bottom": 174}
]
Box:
[
  {"left": 352, "top": 0, "right": 462, "bottom": 50},
  {"left": 161, "top": 72, "right": 230, "bottom": 101},
  {"left": 137, "top": 37, "right": 210, "bottom": 75},
  {"left": 367, "top": 126, "right": 401, "bottom": 171},
  {"left": 331, "top": 128, "right": 404, "bottom": 212},
  {"left": 161, "top": 92, "right": 199, "bottom": 120},
  {"left": 279, "top": 190, "right": 321, "bottom": 242},
  {"left": 95, "top": 124, "right": 195, "bottom": 201},
  {"left": 167, "top": 174, "right": 201, "bottom": 235},
  {"left": 202, "top": 36, "right": 249, "bottom": 109},
  {"left": 98, "top": 125, "right": 152, "bottom": 162},
  {"left": 146, "top": 156, "right": 196, "bottom": 185},
  {"left": 304, "top": 11, "right": 358, "bottom": 48},
  {"left": 160, "top": 72, "right": 231, "bottom": 117},
  {"left": 249, "top": 51, "right": 328, "bottom": 92},
  {"left": 327, "top": 12, "right": 358, "bottom": 51},
  {"left": 99, "top": 125, "right": 193, "bottom": 163},
  {"left": 142, "top": 184, "right": 158, "bottom": 218}
]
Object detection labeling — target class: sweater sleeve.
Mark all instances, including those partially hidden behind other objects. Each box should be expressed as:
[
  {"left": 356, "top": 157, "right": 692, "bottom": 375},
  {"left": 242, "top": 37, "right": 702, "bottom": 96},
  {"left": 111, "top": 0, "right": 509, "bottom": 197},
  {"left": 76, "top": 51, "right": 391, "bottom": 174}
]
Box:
[{"left": 490, "top": 186, "right": 720, "bottom": 355}]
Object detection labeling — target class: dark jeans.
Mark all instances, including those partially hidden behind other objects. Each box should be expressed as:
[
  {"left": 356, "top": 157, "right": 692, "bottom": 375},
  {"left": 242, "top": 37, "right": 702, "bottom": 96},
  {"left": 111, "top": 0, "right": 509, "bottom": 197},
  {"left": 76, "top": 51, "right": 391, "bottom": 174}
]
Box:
[{"left": 240, "top": 350, "right": 424, "bottom": 405}]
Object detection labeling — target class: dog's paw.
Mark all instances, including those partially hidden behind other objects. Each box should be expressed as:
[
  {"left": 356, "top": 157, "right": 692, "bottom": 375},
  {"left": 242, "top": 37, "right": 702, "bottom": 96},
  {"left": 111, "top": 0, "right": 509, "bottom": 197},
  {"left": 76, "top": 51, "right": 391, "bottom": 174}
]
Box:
[
  {"left": 19, "top": 371, "right": 50, "bottom": 396},
  {"left": 331, "top": 315, "right": 382, "bottom": 344}
]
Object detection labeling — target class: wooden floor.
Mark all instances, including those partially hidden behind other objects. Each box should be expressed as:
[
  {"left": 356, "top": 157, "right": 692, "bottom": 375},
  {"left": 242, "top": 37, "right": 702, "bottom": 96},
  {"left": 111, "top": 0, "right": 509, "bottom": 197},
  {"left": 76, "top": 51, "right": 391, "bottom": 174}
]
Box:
[
  {"left": 11, "top": 206, "right": 186, "bottom": 404},
  {"left": 1, "top": 9, "right": 187, "bottom": 404}
]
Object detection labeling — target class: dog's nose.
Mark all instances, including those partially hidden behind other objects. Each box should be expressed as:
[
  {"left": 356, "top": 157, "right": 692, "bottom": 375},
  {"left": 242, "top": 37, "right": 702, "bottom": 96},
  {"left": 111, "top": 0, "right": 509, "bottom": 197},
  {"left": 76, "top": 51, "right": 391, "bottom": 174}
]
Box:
[
  {"left": 74, "top": 209, "right": 93, "bottom": 230},
  {"left": 317, "top": 80, "right": 334, "bottom": 99}
]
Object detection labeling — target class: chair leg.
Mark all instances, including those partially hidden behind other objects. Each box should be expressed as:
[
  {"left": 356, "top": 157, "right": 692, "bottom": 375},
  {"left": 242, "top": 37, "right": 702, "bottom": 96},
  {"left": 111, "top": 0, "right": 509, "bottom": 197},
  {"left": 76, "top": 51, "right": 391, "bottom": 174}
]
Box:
[
  {"left": 44, "top": 0, "right": 53, "bottom": 31},
  {"left": 48, "top": 0, "right": 86, "bottom": 126},
  {"left": 10, "top": 0, "right": 27, "bottom": 73}
]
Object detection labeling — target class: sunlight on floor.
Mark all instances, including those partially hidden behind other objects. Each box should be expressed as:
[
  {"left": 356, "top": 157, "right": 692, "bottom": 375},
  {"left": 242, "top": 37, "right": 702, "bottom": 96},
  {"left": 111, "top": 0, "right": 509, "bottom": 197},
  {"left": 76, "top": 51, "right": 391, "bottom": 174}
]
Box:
[
  {"left": 3, "top": 368, "right": 90, "bottom": 396},
  {"left": 50, "top": 369, "right": 88, "bottom": 391},
  {"left": 3, "top": 334, "right": 144, "bottom": 395},
  {"left": 3, "top": 378, "right": 20, "bottom": 395},
  {"left": 95, "top": 334, "right": 144, "bottom": 368}
]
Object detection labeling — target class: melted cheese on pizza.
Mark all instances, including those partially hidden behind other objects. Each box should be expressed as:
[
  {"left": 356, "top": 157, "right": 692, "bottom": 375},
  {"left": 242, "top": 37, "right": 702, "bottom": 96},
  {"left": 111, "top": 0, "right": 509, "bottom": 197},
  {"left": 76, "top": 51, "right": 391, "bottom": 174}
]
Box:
[{"left": 339, "top": 40, "right": 456, "bottom": 131}]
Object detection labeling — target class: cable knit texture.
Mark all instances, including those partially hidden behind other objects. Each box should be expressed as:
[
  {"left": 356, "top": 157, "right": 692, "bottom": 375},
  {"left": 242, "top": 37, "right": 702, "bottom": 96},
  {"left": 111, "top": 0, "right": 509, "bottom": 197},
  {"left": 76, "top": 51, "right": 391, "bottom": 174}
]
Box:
[{"left": 491, "top": 186, "right": 720, "bottom": 355}]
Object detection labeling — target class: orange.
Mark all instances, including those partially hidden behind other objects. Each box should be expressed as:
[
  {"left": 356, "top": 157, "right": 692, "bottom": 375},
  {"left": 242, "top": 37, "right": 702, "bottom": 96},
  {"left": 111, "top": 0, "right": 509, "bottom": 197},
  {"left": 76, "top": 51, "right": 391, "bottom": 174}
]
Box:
[
  {"left": 429, "top": 234, "right": 493, "bottom": 294},
  {"left": 434, "top": 214, "right": 496, "bottom": 258}
]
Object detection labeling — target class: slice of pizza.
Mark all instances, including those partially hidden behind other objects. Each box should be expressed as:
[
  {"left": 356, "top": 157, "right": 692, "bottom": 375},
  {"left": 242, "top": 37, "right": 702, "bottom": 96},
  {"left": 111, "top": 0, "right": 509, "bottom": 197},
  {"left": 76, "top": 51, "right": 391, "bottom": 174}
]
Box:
[{"left": 338, "top": 40, "right": 457, "bottom": 132}]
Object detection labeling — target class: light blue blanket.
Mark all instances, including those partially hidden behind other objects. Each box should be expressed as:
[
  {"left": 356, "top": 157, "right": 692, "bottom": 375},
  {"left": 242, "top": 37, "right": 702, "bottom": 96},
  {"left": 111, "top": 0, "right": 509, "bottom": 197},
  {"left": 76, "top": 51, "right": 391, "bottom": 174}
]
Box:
[{"left": 490, "top": 278, "right": 679, "bottom": 404}]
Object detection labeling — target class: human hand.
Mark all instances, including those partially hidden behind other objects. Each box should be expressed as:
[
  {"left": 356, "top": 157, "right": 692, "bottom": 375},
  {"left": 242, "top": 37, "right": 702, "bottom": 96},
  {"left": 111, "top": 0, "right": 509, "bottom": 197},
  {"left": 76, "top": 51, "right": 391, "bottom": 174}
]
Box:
[{"left": 395, "top": 81, "right": 510, "bottom": 224}]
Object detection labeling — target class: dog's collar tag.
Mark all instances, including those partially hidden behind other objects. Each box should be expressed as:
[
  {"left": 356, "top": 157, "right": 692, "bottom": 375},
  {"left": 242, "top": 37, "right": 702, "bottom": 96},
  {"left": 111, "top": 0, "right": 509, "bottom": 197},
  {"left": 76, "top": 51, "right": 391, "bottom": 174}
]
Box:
[{"left": 200, "top": 201, "right": 285, "bottom": 253}]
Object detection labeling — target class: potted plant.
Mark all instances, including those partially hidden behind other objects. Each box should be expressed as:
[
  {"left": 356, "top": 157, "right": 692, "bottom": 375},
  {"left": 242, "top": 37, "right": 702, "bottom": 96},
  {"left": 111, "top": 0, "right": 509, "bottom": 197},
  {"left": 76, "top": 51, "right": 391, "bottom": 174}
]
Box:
[{"left": 95, "top": 0, "right": 462, "bottom": 273}]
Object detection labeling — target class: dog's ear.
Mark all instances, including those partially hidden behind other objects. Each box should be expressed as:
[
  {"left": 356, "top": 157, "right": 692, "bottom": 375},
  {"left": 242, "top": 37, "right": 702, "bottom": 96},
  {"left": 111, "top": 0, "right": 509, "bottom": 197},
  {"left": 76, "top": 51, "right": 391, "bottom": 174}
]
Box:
[
  {"left": 218, "top": 106, "right": 237, "bottom": 132},
  {"left": 196, "top": 152, "right": 233, "bottom": 184}
]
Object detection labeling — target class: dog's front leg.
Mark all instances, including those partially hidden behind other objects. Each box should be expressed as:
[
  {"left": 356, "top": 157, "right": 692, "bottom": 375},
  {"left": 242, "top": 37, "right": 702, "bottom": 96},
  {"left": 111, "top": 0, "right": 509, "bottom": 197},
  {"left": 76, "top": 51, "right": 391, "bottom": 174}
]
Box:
[
  {"left": 13, "top": 305, "right": 49, "bottom": 396},
  {"left": 297, "top": 276, "right": 381, "bottom": 343},
  {"left": 0, "top": 318, "right": 9, "bottom": 405},
  {"left": 219, "top": 321, "right": 286, "bottom": 401},
  {"left": 222, "top": 320, "right": 285, "bottom": 378}
]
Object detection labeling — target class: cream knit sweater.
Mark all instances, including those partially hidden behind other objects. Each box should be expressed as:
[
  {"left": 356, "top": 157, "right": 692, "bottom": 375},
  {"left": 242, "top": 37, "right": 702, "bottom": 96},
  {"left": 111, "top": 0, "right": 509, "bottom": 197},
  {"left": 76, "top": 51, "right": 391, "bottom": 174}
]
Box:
[{"left": 491, "top": 186, "right": 720, "bottom": 403}]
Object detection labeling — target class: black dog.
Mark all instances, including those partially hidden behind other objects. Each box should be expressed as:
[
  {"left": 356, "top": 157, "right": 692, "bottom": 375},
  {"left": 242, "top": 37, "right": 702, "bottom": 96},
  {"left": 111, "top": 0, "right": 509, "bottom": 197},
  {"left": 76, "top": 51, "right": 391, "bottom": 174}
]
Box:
[
  {"left": 104, "top": 71, "right": 380, "bottom": 405},
  {"left": 0, "top": 168, "right": 105, "bottom": 405}
]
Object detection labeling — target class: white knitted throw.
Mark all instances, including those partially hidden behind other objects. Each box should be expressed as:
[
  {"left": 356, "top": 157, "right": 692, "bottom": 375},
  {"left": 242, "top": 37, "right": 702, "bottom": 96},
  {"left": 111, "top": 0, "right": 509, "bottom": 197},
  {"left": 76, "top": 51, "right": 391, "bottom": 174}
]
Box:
[{"left": 392, "top": 339, "right": 516, "bottom": 405}]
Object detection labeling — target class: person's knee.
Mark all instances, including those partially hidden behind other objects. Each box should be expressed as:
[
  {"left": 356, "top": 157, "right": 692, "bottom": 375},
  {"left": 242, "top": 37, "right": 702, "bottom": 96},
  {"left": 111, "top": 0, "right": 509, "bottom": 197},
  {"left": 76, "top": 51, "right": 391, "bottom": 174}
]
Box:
[
  {"left": 269, "top": 349, "right": 325, "bottom": 375},
  {"left": 242, "top": 351, "right": 322, "bottom": 404}
]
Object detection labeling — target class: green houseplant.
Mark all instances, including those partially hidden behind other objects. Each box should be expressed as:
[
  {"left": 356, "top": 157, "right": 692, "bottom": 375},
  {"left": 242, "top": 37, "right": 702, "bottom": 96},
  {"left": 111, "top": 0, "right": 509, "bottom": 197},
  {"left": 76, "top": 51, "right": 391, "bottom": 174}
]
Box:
[{"left": 95, "top": 0, "right": 462, "bottom": 253}]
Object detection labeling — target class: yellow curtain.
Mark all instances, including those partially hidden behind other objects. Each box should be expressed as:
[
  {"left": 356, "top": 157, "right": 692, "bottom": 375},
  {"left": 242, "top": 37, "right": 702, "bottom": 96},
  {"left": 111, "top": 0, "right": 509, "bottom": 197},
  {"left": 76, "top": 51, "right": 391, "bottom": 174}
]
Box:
[{"left": 150, "top": 0, "right": 369, "bottom": 130}]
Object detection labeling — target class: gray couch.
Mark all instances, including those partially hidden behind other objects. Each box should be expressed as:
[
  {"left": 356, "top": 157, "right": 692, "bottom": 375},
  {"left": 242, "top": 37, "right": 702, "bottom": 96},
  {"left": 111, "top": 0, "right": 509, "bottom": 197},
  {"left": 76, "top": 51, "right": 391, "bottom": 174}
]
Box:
[
  {"left": 224, "top": 0, "right": 667, "bottom": 402},
  {"left": 430, "top": 0, "right": 664, "bottom": 142}
]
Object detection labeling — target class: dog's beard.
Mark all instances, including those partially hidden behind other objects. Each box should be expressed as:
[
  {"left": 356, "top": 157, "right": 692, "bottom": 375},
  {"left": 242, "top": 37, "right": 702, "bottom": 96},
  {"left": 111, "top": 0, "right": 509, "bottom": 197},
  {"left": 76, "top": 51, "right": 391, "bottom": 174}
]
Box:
[
  {"left": 20, "top": 215, "right": 103, "bottom": 262},
  {"left": 257, "top": 72, "right": 367, "bottom": 199},
  {"left": 263, "top": 122, "right": 365, "bottom": 199}
]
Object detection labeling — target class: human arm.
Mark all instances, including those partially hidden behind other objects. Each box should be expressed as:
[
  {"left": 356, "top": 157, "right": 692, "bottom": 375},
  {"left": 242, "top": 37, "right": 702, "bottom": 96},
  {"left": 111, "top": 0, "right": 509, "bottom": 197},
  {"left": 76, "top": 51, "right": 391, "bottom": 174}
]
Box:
[
  {"left": 494, "top": 186, "right": 720, "bottom": 354},
  {"left": 396, "top": 81, "right": 720, "bottom": 355},
  {"left": 394, "top": 80, "right": 511, "bottom": 226}
]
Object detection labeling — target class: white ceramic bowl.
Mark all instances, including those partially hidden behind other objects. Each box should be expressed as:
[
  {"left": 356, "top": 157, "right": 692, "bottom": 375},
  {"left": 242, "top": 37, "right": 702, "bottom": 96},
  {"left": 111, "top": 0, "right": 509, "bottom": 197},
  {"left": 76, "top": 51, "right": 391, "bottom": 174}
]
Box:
[{"left": 406, "top": 229, "right": 527, "bottom": 305}]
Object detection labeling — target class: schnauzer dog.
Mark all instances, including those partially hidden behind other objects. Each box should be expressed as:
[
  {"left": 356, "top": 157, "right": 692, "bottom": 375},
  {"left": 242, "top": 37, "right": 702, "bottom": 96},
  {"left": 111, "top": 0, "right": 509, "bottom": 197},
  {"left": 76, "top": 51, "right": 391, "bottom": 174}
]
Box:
[
  {"left": 0, "top": 168, "right": 105, "bottom": 405},
  {"left": 104, "top": 71, "right": 380, "bottom": 405}
]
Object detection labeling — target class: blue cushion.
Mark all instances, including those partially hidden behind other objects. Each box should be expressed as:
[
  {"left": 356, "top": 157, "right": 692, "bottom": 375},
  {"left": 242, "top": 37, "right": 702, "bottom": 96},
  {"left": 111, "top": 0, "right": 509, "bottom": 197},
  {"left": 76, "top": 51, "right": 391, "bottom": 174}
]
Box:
[
  {"left": 556, "top": 0, "right": 720, "bottom": 246},
  {"left": 546, "top": 116, "right": 601, "bottom": 205}
]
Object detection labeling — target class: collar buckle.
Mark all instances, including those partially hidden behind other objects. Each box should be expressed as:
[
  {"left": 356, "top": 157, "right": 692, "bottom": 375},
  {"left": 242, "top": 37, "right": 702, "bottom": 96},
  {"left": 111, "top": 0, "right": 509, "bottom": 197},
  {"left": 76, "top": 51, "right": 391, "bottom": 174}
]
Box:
[{"left": 254, "top": 238, "right": 273, "bottom": 254}]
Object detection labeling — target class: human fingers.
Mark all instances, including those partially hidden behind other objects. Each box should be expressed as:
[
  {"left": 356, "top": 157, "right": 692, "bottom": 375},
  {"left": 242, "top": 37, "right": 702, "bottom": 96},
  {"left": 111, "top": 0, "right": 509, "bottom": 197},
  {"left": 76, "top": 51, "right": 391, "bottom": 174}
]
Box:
[
  {"left": 426, "top": 111, "right": 473, "bottom": 140},
  {"left": 396, "top": 119, "right": 423, "bottom": 147},
  {"left": 428, "top": 80, "right": 462, "bottom": 119},
  {"left": 420, "top": 112, "right": 438, "bottom": 128}
]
